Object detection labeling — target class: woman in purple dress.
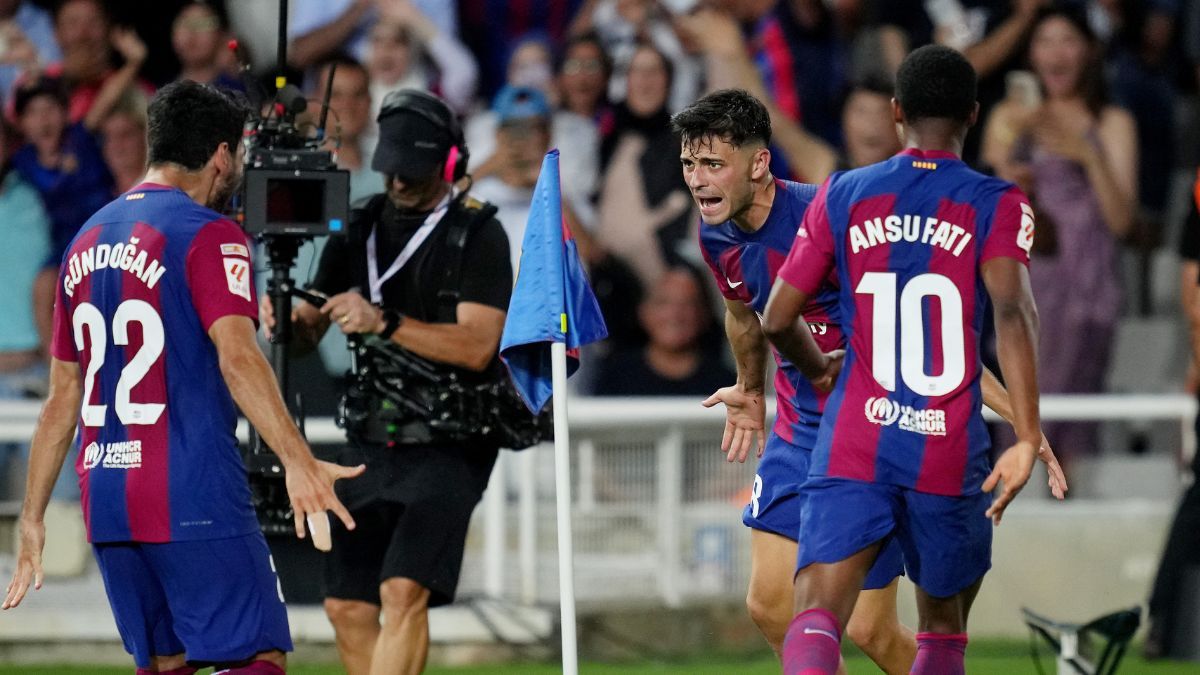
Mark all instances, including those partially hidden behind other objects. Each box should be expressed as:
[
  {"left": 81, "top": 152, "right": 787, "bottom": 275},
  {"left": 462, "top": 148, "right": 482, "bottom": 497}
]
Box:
[{"left": 982, "top": 7, "right": 1138, "bottom": 463}]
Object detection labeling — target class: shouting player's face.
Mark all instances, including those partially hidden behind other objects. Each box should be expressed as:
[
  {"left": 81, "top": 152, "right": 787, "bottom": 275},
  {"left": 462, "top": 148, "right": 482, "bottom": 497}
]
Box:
[{"left": 680, "top": 134, "right": 762, "bottom": 226}]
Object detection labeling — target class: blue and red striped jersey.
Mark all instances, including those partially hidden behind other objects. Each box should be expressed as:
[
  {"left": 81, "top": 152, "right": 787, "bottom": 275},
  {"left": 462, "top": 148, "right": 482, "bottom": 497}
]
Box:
[
  {"left": 699, "top": 179, "right": 843, "bottom": 448},
  {"left": 778, "top": 149, "right": 1034, "bottom": 496},
  {"left": 50, "top": 183, "right": 260, "bottom": 543}
]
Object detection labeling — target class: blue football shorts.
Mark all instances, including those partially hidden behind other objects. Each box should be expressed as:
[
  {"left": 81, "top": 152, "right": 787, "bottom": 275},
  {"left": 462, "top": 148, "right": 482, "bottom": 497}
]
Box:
[
  {"left": 743, "top": 431, "right": 904, "bottom": 590},
  {"left": 796, "top": 477, "right": 993, "bottom": 598},
  {"left": 93, "top": 531, "right": 292, "bottom": 667}
]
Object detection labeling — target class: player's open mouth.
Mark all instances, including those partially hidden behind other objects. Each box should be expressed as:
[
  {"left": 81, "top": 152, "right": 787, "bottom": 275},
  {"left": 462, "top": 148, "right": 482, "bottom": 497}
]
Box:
[{"left": 698, "top": 197, "right": 722, "bottom": 212}]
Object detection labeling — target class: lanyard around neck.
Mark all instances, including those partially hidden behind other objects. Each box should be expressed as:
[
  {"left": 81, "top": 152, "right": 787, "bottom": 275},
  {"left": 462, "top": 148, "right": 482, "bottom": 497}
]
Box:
[{"left": 366, "top": 192, "right": 453, "bottom": 304}]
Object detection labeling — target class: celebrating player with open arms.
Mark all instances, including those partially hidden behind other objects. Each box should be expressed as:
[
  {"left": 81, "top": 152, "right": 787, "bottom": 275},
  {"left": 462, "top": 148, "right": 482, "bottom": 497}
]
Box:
[
  {"left": 674, "top": 88, "right": 1066, "bottom": 674},
  {"left": 3, "top": 81, "right": 363, "bottom": 674},
  {"left": 761, "top": 46, "right": 1053, "bottom": 674}
]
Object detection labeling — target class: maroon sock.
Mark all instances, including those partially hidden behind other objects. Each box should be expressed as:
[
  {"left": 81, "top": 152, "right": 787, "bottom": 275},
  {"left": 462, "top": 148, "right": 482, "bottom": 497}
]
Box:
[
  {"left": 911, "top": 632, "right": 968, "bottom": 674},
  {"left": 214, "top": 662, "right": 286, "bottom": 675},
  {"left": 781, "top": 608, "right": 842, "bottom": 675}
]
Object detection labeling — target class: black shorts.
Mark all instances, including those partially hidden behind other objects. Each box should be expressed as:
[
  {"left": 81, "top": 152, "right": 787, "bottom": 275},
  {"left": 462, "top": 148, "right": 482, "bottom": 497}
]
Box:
[{"left": 322, "top": 441, "right": 499, "bottom": 608}]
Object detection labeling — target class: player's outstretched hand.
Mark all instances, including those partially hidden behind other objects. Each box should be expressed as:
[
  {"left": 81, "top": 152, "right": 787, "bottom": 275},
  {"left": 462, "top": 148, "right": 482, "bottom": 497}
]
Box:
[
  {"left": 982, "top": 440, "right": 1037, "bottom": 525},
  {"left": 812, "top": 349, "right": 845, "bottom": 393},
  {"left": 2, "top": 518, "right": 46, "bottom": 610},
  {"left": 285, "top": 458, "right": 367, "bottom": 542},
  {"left": 702, "top": 385, "right": 766, "bottom": 463},
  {"left": 1037, "top": 432, "right": 1068, "bottom": 500}
]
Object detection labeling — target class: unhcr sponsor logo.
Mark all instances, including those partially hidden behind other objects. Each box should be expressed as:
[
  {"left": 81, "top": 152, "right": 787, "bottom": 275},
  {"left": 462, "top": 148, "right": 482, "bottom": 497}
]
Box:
[
  {"left": 81, "top": 440, "right": 144, "bottom": 470},
  {"left": 864, "top": 397, "right": 947, "bottom": 436}
]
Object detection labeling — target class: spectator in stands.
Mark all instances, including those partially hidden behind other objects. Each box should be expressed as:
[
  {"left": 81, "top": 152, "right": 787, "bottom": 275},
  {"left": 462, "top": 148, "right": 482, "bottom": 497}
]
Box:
[
  {"left": 594, "top": 42, "right": 692, "bottom": 292},
  {"left": 877, "top": 0, "right": 1049, "bottom": 163},
  {"left": 1107, "top": 1, "right": 1179, "bottom": 254},
  {"left": 466, "top": 35, "right": 599, "bottom": 229},
  {"left": 839, "top": 75, "right": 904, "bottom": 169},
  {"left": 677, "top": 8, "right": 899, "bottom": 184},
  {"left": 288, "top": 0, "right": 457, "bottom": 71},
  {"left": 569, "top": 0, "right": 701, "bottom": 113},
  {"left": 745, "top": 0, "right": 851, "bottom": 148},
  {"left": 315, "top": 56, "right": 380, "bottom": 202},
  {"left": 0, "top": 116, "right": 50, "bottom": 499},
  {"left": 457, "top": 0, "right": 586, "bottom": 97},
  {"left": 592, "top": 264, "right": 733, "bottom": 396},
  {"left": 13, "top": 75, "right": 116, "bottom": 363},
  {"left": 45, "top": 0, "right": 154, "bottom": 125},
  {"left": 1146, "top": 171, "right": 1200, "bottom": 659},
  {"left": 557, "top": 31, "right": 614, "bottom": 135},
  {"left": 98, "top": 90, "right": 148, "bottom": 194},
  {"left": 470, "top": 85, "right": 552, "bottom": 273},
  {"left": 170, "top": 1, "right": 243, "bottom": 91},
  {"left": 0, "top": 1, "right": 60, "bottom": 107},
  {"left": 981, "top": 6, "right": 1138, "bottom": 461},
  {"left": 364, "top": 0, "right": 477, "bottom": 116}
]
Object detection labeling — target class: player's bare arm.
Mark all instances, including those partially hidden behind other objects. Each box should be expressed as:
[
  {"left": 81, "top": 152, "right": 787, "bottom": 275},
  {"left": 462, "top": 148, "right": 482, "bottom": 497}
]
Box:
[
  {"left": 762, "top": 277, "right": 839, "bottom": 384},
  {"left": 3, "top": 358, "right": 82, "bottom": 610},
  {"left": 702, "top": 298, "right": 768, "bottom": 462},
  {"left": 322, "top": 292, "right": 506, "bottom": 373},
  {"left": 981, "top": 256, "right": 1042, "bottom": 524},
  {"left": 209, "top": 314, "right": 364, "bottom": 539},
  {"left": 979, "top": 367, "right": 1067, "bottom": 499}
]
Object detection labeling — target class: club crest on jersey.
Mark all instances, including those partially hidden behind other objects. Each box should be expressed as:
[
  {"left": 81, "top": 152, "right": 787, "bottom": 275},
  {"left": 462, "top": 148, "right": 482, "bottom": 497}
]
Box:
[
  {"left": 82, "top": 440, "right": 143, "bottom": 470},
  {"left": 864, "top": 397, "right": 947, "bottom": 436},
  {"left": 223, "top": 257, "right": 251, "bottom": 301}
]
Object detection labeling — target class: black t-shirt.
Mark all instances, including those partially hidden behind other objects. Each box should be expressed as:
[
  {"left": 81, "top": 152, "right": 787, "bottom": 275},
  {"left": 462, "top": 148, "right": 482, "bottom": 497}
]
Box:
[
  {"left": 591, "top": 348, "right": 736, "bottom": 397},
  {"left": 311, "top": 195, "right": 513, "bottom": 321}
]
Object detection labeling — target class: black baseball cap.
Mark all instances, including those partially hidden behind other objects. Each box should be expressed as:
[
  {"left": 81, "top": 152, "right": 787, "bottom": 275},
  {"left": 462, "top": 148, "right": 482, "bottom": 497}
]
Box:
[{"left": 371, "top": 89, "right": 455, "bottom": 182}]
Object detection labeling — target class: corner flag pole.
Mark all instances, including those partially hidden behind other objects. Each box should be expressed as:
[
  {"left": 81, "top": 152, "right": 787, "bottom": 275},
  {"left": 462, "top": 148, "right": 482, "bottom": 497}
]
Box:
[{"left": 551, "top": 339, "right": 579, "bottom": 675}]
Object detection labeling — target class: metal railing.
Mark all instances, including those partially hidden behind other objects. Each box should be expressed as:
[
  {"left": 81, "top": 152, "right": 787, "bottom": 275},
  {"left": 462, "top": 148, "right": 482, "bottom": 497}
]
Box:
[{"left": 0, "top": 394, "right": 1195, "bottom": 609}]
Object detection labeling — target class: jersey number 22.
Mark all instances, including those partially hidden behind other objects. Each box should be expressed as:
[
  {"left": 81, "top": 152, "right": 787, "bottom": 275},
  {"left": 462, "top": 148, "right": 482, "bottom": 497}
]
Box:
[{"left": 72, "top": 300, "right": 166, "bottom": 427}]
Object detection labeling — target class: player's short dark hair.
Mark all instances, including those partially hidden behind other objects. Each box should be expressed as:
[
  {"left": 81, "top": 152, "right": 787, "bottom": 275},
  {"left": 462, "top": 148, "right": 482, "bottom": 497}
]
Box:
[
  {"left": 895, "top": 45, "right": 977, "bottom": 124},
  {"left": 670, "top": 89, "right": 771, "bottom": 150},
  {"left": 147, "top": 80, "right": 249, "bottom": 171}
]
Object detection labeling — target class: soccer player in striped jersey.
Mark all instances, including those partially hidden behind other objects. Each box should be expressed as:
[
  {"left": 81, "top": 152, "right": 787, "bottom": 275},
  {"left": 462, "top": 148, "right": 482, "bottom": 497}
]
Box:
[
  {"left": 762, "top": 46, "right": 1049, "bottom": 674},
  {"left": 2, "top": 81, "right": 363, "bottom": 674},
  {"left": 676, "top": 88, "right": 1064, "bottom": 674}
]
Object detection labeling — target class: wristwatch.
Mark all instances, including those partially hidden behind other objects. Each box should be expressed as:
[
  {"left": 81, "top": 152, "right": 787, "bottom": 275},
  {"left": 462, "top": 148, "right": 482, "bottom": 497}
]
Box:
[{"left": 379, "top": 308, "right": 404, "bottom": 339}]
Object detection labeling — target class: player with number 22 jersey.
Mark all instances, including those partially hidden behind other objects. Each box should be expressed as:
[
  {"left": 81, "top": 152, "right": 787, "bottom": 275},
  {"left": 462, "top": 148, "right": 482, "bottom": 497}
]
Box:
[{"left": 52, "top": 184, "right": 262, "bottom": 543}]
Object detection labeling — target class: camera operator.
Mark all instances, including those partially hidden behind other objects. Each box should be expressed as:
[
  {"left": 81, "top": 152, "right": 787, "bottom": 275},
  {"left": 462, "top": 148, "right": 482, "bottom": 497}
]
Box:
[{"left": 260, "top": 88, "right": 512, "bottom": 675}]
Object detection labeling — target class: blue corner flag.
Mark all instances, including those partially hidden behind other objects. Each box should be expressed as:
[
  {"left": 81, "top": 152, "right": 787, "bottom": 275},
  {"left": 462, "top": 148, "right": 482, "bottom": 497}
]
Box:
[{"left": 500, "top": 149, "right": 608, "bottom": 414}]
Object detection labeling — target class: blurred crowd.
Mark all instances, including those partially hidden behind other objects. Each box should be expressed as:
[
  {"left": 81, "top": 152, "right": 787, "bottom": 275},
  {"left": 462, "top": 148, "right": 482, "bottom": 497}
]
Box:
[{"left": 1, "top": 0, "right": 1200, "bottom": 476}]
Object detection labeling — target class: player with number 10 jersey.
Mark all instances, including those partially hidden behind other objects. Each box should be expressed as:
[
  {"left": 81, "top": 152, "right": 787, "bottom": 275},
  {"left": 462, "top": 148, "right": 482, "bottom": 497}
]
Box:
[{"left": 779, "top": 151, "right": 1034, "bottom": 500}]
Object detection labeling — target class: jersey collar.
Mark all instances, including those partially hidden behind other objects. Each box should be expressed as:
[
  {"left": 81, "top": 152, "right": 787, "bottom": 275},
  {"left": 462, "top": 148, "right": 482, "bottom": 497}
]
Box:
[
  {"left": 128, "top": 181, "right": 180, "bottom": 193},
  {"left": 898, "top": 148, "right": 961, "bottom": 161}
]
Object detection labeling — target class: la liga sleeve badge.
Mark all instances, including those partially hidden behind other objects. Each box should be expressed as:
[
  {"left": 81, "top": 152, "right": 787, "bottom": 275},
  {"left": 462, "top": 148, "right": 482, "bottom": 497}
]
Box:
[{"left": 223, "top": 257, "right": 251, "bottom": 301}]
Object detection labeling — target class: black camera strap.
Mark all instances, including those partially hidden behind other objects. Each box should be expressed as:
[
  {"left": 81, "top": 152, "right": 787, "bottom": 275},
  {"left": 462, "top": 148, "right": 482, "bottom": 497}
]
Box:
[{"left": 436, "top": 197, "right": 499, "bottom": 323}]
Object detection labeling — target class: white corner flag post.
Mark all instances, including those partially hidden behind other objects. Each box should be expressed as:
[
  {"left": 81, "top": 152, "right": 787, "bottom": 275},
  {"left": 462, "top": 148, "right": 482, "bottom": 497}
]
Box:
[{"left": 550, "top": 339, "right": 579, "bottom": 675}]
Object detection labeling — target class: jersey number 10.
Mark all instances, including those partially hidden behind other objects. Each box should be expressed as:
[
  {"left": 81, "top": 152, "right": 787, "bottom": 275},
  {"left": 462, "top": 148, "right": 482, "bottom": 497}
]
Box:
[
  {"left": 856, "top": 272, "right": 966, "bottom": 397},
  {"left": 72, "top": 300, "right": 166, "bottom": 427}
]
